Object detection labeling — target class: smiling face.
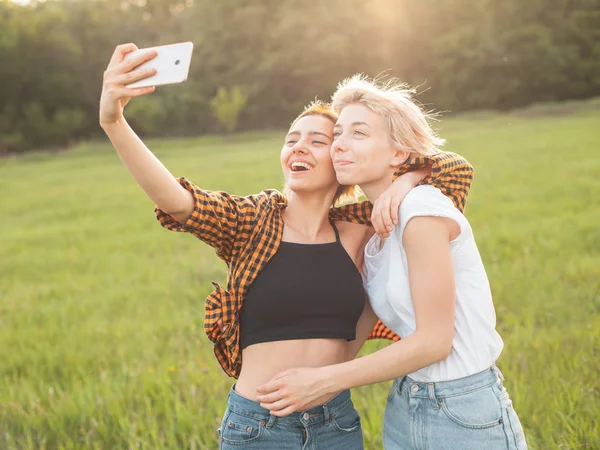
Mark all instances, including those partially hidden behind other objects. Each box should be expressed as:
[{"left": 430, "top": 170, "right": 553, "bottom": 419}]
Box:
[
  {"left": 280, "top": 114, "right": 339, "bottom": 198},
  {"left": 331, "top": 103, "right": 408, "bottom": 190},
  {"left": 329, "top": 75, "right": 446, "bottom": 200}
]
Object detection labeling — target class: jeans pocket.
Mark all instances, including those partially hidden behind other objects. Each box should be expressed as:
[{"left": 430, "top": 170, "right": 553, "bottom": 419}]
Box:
[
  {"left": 330, "top": 406, "right": 362, "bottom": 433},
  {"left": 220, "top": 410, "right": 265, "bottom": 445},
  {"left": 439, "top": 386, "right": 503, "bottom": 429}
]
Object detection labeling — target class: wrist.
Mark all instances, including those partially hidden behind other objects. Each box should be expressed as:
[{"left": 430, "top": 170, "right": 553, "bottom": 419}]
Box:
[
  {"left": 100, "top": 116, "right": 128, "bottom": 133},
  {"left": 317, "top": 364, "right": 343, "bottom": 395},
  {"left": 404, "top": 168, "right": 429, "bottom": 186}
]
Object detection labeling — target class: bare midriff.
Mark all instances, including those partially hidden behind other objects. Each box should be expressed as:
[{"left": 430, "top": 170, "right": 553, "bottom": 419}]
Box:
[{"left": 235, "top": 338, "right": 349, "bottom": 409}]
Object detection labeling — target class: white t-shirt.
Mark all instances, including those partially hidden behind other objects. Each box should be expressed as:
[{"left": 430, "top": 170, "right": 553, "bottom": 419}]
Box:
[{"left": 363, "top": 185, "right": 504, "bottom": 382}]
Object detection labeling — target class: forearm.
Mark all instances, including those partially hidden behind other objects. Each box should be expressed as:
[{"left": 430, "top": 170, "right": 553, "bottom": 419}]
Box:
[
  {"left": 405, "top": 167, "right": 430, "bottom": 186},
  {"left": 323, "top": 331, "right": 449, "bottom": 394},
  {"left": 102, "top": 118, "right": 194, "bottom": 219},
  {"left": 345, "top": 335, "right": 369, "bottom": 361}
]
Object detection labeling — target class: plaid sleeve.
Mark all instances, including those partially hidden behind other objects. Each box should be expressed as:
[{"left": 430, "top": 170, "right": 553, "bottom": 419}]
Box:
[
  {"left": 154, "top": 177, "right": 258, "bottom": 263},
  {"left": 367, "top": 319, "right": 401, "bottom": 342},
  {"left": 329, "top": 200, "right": 373, "bottom": 226},
  {"left": 394, "top": 152, "right": 474, "bottom": 213}
]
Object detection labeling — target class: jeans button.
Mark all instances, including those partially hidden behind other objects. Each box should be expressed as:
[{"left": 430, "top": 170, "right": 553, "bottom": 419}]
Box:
[
  {"left": 303, "top": 412, "right": 310, "bottom": 420},
  {"left": 411, "top": 384, "right": 419, "bottom": 393}
]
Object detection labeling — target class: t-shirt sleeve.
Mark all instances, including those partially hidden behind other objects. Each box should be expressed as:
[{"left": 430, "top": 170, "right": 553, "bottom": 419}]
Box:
[{"left": 398, "top": 185, "right": 468, "bottom": 241}]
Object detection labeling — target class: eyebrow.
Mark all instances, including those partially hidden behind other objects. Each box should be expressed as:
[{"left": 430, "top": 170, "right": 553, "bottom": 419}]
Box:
[
  {"left": 286, "top": 131, "right": 332, "bottom": 140},
  {"left": 334, "top": 121, "right": 372, "bottom": 128}
]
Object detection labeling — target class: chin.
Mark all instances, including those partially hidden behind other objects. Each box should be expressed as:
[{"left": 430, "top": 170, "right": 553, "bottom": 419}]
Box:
[
  {"left": 285, "top": 181, "right": 309, "bottom": 194},
  {"left": 335, "top": 173, "right": 358, "bottom": 186}
]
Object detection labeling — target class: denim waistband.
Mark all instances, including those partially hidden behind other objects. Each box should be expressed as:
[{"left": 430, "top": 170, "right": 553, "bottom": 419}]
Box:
[
  {"left": 395, "top": 365, "right": 504, "bottom": 399},
  {"left": 226, "top": 385, "right": 354, "bottom": 428}
]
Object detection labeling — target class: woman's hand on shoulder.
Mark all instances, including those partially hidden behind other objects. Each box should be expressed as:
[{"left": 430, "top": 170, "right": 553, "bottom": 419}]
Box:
[{"left": 371, "top": 168, "right": 429, "bottom": 239}]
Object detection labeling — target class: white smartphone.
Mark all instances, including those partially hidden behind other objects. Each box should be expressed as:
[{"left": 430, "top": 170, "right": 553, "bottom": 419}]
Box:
[{"left": 125, "top": 42, "right": 194, "bottom": 89}]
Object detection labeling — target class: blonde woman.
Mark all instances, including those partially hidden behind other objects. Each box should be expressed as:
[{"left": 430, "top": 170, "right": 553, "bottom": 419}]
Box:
[{"left": 257, "top": 76, "right": 528, "bottom": 449}]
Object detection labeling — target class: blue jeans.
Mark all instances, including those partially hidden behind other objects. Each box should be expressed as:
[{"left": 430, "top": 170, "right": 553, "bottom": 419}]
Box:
[
  {"left": 218, "top": 386, "right": 364, "bottom": 449},
  {"left": 383, "top": 365, "right": 527, "bottom": 450}
]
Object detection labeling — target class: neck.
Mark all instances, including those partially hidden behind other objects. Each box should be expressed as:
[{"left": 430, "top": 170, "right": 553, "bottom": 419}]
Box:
[
  {"left": 284, "top": 189, "right": 336, "bottom": 239},
  {"left": 360, "top": 169, "right": 396, "bottom": 204}
]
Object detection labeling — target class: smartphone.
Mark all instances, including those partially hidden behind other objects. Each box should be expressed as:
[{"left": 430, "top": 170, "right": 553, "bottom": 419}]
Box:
[{"left": 125, "top": 42, "right": 194, "bottom": 89}]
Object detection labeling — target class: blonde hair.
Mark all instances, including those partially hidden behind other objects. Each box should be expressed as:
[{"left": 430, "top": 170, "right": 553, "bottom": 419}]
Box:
[
  {"left": 331, "top": 74, "right": 445, "bottom": 156},
  {"left": 284, "top": 100, "right": 359, "bottom": 206}
]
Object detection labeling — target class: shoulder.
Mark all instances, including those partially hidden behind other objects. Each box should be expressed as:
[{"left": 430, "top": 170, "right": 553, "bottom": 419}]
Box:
[
  {"left": 427, "top": 151, "right": 473, "bottom": 171},
  {"left": 261, "top": 189, "right": 286, "bottom": 205},
  {"left": 401, "top": 185, "right": 457, "bottom": 216},
  {"left": 224, "top": 189, "right": 286, "bottom": 209},
  {"left": 399, "top": 185, "right": 467, "bottom": 240}
]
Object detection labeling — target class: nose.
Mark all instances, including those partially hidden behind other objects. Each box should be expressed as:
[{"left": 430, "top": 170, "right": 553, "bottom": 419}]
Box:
[
  {"left": 292, "top": 140, "right": 308, "bottom": 154},
  {"left": 331, "top": 135, "right": 347, "bottom": 154}
]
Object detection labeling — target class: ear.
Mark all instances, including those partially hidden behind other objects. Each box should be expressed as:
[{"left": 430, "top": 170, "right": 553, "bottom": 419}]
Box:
[{"left": 390, "top": 148, "right": 411, "bottom": 168}]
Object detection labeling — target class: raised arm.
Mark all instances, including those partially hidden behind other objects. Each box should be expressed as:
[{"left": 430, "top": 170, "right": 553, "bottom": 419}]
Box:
[
  {"left": 99, "top": 43, "right": 194, "bottom": 223},
  {"left": 99, "top": 44, "right": 264, "bottom": 264}
]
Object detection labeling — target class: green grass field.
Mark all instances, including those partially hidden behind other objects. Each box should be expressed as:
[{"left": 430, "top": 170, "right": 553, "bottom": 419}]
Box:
[{"left": 1, "top": 102, "right": 599, "bottom": 449}]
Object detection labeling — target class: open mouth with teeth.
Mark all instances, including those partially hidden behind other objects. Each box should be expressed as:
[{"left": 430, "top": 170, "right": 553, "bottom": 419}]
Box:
[{"left": 290, "top": 162, "right": 314, "bottom": 172}]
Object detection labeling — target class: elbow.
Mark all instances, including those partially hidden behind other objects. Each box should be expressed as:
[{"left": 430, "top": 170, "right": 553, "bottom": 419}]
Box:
[
  {"left": 420, "top": 333, "right": 453, "bottom": 365},
  {"left": 433, "top": 339, "right": 453, "bottom": 362},
  {"left": 163, "top": 193, "right": 195, "bottom": 223}
]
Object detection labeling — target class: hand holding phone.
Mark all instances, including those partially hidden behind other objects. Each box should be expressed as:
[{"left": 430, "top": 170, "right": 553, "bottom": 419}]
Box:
[
  {"left": 99, "top": 42, "right": 193, "bottom": 127},
  {"left": 124, "top": 42, "right": 194, "bottom": 89}
]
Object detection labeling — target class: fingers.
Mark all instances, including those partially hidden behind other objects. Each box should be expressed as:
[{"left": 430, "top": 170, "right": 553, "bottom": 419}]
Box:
[
  {"left": 105, "top": 86, "right": 155, "bottom": 100},
  {"left": 270, "top": 405, "right": 299, "bottom": 417},
  {"left": 371, "top": 199, "right": 383, "bottom": 237},
  {"left": 380, "top": 199, "right": 395, "bottom": 233},
  {"left": 107, "top": 43, "right": 138, "bottom": 69},
  {"left": 378, "top": 212, "right": 390, "bottom": 239},
  {"left": 256, "top": 392, "right": 283, "bottom": 404},
  {"left": 114, "top": 66, "right": 156, "bottom": 86},
  {"left": 119, "top": 49, "right": 157, "bottom": 73},
  {"left": 256, "top": 380, "right": 281, "bottom": 394},
  {"left": 372, "top": 197, "right": 392, "bottom": 239},
  {"left": 126, "top": 86, "right": 156, "bottom": 97},
  {"left": 390, "top": 197, "right": 401, "bottom": 225},
  {"left": 104, "top": 44, "right": 156, "bottom": 86},
  {"left": 259, "top": 398, "right": 291, "bottom": 412},
  {"left": 102, "top": 65, "right": 156, "bottom": 101},
  {"left": 272, "top": 370, "right": 290, "bottom": 380}
]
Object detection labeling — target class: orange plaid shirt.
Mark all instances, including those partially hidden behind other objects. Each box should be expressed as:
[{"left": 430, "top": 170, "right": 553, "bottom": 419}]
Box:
[{"left": 156, "top": 152, "right": 474, "bottom": 378}]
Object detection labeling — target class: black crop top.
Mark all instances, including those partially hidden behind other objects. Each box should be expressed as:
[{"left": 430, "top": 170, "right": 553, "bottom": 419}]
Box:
[{"left": 239, "top": 221, "right": 366, "bottom": 350}]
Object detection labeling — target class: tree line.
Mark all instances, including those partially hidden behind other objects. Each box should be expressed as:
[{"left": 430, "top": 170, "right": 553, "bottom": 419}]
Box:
[{"left": 1, "top": 0, "right": 598, "bottom": 152}]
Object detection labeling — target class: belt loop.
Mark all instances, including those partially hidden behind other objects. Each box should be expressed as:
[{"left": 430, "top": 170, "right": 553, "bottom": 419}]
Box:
[
  {"left": 397, "top": 375, "right": 407, "bottom": 395},
  {"left": 428, "top": 383, "right": 439, "bottom": 409},
  {"left": 322, "top": 402, "right": 331, "bottom": 426},
  {"left": 492, "top": 364, "right": 504, "bottom": 382},
  {"left": 266, "top": 414, "right": 277, "bottom": 429}
]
